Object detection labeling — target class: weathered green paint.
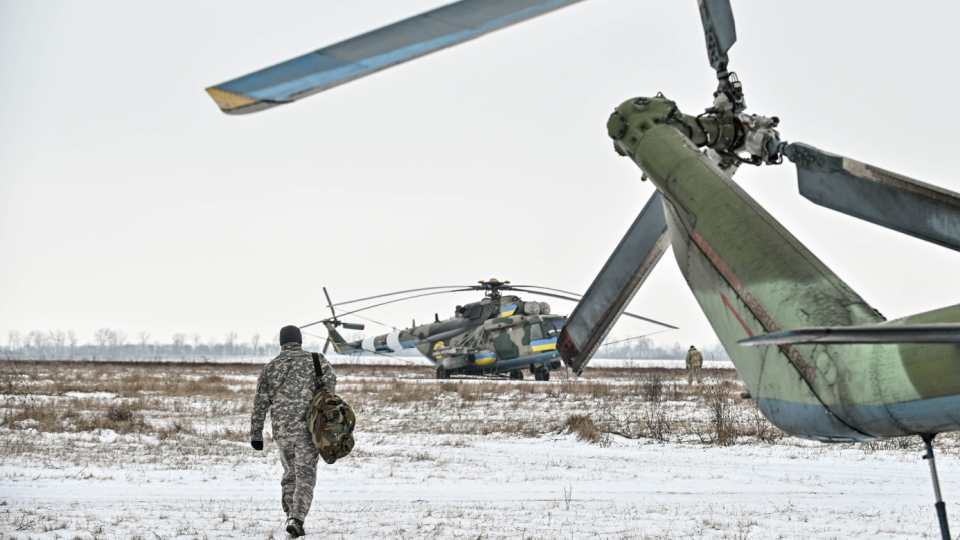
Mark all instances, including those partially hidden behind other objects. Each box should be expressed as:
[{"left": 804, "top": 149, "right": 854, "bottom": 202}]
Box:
[{"left": 611, "top": 94, "right": 960, "bottom": 441}]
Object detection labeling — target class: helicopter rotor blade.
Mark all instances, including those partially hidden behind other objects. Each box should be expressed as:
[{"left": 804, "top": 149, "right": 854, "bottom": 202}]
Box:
[
  {"left": 332, "top": 288, "right": 476, "bottom": 319},
  {"left": 783, "top": 143, "right": 960, "bottom": 252},
  {"left": 204, "top": 0, "right": 589, "bottom": 115},
  {"left": 327, "top": 286, "right": 475, "bottom": 309},
  {"left": 323, "top": 287, "right": 338, "bottom": 320},
  {"left": 510, "top": 288, "right": 675, "bottom": 329},
  {"left": 508, "top": 288, "right": 579, "bottom": 302},
  {"left": 557, "top": 191, "right": 673, "bottom": 376},
  {"left": 697, "top": 0, "right": 737, "bottom": 81},
  {"left": 341, "top": 323, "right": 366, "bottom": 331},
  {"left": 507, "top": 285, "right": 583, "bottom": 297},
  {"left": 323, "top": 336, "right": 331, "bottom": 355}
]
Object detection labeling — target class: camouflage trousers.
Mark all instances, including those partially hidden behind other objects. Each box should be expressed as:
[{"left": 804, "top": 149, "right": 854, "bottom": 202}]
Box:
[
  {"left": 687, "top": 366, "right": 702, "bottom": 384},
  {"left": 276, "top": 433, "right": 319, "bottom": 522}
]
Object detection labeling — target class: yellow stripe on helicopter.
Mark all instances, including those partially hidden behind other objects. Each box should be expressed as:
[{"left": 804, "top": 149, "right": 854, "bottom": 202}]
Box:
[
  {"left": 531, "top": 338, "right": 557, "bottom": 352},
  {"left": 474, "top": 352, "right": 497, "bottom": 366}
]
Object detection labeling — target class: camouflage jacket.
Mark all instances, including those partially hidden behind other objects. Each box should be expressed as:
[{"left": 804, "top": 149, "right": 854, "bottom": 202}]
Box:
[
  {"left": 251, "top": 343, "right": 337, "bottom": 441},
  {"left": 686, "top": 349, "right": 704, "bottom": 369}
]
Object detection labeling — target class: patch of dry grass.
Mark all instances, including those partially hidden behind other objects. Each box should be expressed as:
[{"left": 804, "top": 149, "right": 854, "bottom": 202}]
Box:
[{"left": 1, "top": 359, "right": 958, "bottom": 460}]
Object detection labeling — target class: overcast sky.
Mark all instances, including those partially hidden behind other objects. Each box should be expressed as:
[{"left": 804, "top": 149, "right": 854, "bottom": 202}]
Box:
[{"left": 2, "top": 0, "right": 959, "bottom": 350}]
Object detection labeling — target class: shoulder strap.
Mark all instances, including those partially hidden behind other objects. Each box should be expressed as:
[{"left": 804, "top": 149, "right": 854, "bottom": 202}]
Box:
[{"left": 311, "top": 352, "right": 322, "bottom": 379}]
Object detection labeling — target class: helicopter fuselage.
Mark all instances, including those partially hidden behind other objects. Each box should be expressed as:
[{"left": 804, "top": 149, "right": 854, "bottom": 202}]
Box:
[{"left": 325, "top": 294, "right": 565, "bottom": 378}]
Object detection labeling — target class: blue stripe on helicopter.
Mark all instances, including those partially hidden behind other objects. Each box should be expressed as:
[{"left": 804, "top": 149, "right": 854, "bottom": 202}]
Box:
[
  {"left": 500, "top": 304, "right": 517, "bottom": 317},
  {"left": 474, "top": 352, "right": 498, "bottom": 365},
  {"left": 530, "top": 337, "right": 558, "bottom": 352},
  {"left": 217, "top": 0, "right": 583, "bottom": 103},
  {"left": 461, "top": 351, "right": 561, "bottom": 374}
]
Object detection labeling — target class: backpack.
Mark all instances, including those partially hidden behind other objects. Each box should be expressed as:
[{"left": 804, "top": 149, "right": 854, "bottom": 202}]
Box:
[{"left": 306, "top": 352, "right": 356, "bottom": 464}]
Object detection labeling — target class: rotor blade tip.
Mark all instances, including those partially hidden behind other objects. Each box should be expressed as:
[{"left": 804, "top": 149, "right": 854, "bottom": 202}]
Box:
[{"left": 204, "top": 86, "right": 262, "bottom": 112}]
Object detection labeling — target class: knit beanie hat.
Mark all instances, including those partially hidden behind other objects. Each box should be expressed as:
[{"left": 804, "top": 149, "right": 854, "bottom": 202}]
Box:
[{"left": 279, "top": 325, "right": 302, "bottom": 346}]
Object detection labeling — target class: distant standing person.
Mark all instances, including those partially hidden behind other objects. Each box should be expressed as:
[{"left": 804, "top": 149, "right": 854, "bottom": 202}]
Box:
[
  {"left": 686, "top": 345, "right": 703, "bottom": 384},
  {"left": 250, "top": 325, "right": 337, "bottom": 538}
]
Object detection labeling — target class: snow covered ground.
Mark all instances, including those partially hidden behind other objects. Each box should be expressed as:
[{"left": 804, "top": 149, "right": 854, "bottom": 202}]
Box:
[{"left": 0, "top": 362, "right": 956, "bottom": 539}]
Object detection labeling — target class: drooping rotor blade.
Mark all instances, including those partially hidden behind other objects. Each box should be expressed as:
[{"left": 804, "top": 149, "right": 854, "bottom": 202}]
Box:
[
  {"left": 557, "top": 191, "right": 673, "bottom": 375},
  {"left": 328, "top": 286, "right": 474, "bottom": 309},
  {"left": 302, "top": 288, "right": 477, "bottom": 328},
  {"left": 739, "top": 324, "right": 960, "bottom": 346},
  {"left": 510, "top": 288, "right": 675, "bottom": 328},
  {"left": 697, "top": 0, "right": 737, "bottom": 79},
  {"left": 509, "top": 288, "right": 580, "bottom": 302},
  {"left": 783, "top": 143, "right": 960, "bottom": 252},
  {"left": 508, "top": 285, "right": 583, "bottom": 297},
  {"left": 323, "top": 336, "right": 331, "bottom": 354},
  {"left": 205, "top": 0, "right": 588, "bottom": 115}
]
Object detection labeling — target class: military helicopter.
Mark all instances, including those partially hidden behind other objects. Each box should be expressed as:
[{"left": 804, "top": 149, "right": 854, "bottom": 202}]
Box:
[
  {"left": 554, "top": 3, "right": 960, "bottom": 538},
  {"left": 206, "top": 1, "right": 960, "bottom": 536},
  {"left": 301, "top": 279, "right": 675, "bottom": 380}
]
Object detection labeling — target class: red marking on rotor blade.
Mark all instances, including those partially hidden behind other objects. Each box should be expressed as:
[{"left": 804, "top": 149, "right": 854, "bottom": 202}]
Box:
[{"left": 719, "top": 291, "right": 754, "bottom": 338}]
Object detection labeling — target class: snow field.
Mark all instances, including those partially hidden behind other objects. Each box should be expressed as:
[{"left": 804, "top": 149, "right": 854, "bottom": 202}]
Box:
[{"left": 0, "top": 361, "right": 957, "bottom": 539}]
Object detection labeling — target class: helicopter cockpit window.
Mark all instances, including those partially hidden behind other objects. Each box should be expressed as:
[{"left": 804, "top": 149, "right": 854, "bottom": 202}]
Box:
[
  {"left": 466, "top": 305, "right": 485, "bottom": 320},
  {"left": 545, "top": 320, "right": 564, "bottom": 338},
  {"left": 529, "top": 322, "right": 544, "bottom": 342}
]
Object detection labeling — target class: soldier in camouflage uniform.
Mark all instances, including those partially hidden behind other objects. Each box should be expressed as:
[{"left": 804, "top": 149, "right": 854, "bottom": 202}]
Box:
[
  {"left": 251, "top": 325, "right": 337, "bottom": 538},
  {"left": 686, "top": 345, "right": 704, "bottom": 384}
]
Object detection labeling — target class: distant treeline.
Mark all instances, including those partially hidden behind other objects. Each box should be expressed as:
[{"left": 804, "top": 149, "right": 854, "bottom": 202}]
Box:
[
  {"left": 591, "top": 335, "right": 731, "bottom": 361},
  {"left": 2, "top": 328, "right": 287, "bottom": 361},
  {"left": 2, "top": 328, "right": 731, "bottom": 362}
]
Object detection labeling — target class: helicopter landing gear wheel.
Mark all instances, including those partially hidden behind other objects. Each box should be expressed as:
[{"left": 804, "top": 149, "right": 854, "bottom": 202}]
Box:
[
  {"left": 541, "top": 369, "right": 550, "bottom": 381},
  {"left": 436, "top": 366, "right": 450, "bottom": 380},
  {"left": 509, "top": 370, "right": 523, "bottom": 380}
]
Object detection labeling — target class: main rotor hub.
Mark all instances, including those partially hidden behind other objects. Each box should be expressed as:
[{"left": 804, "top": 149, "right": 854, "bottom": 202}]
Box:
[
  {"left": 477, "top": 278, "right": 511, "bottom": 299},
  {"left": 607, "top": 94, "right": 782, "bottom": 175}
]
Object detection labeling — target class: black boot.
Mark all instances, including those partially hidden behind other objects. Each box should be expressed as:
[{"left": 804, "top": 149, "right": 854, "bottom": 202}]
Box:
[{"left": 285, "top": 518, "right": 305, "bottom": 538}]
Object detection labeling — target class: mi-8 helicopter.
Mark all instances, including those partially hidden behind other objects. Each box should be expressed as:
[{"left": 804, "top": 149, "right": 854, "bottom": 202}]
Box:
[
  {"left": 205, "top": 1, "right": 960, "bottom": 536},
  {"left": 301, "top": 279, "right": 674, "bottom": 380}
]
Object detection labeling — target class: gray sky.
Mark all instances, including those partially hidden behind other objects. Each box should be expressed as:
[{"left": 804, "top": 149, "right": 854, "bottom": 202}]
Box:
[{"left": 2, "top": 0, "right": 959, "bottom": 350}]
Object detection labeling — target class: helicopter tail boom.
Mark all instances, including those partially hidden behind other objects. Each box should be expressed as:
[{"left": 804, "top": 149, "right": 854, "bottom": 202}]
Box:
[{"left": 619, "top": 115, "right": 960, "bottom": 441}]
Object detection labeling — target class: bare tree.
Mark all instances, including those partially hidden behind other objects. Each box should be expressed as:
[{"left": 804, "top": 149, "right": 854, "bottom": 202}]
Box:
[
  {"left": 94, "top": 328, "right": 111, "bottom": 349},
  {"left": 51, "top": 330, "right": 66, "bottom": 356},
  {"left": 67, "top": 330, "right": 77, "bottom": 357},
  {"left": 251, "top": 333, "right": 260, "bottom": 357},
  {"left": 138, "top": 332, "right": 150, "bottom": 354},
  {"left": 191, "top": 333, "right": 202, "bottom": 354},
  {"left": 225, "top": 331, "right": 238, "bottom": 356},
  {"left": 7, "top": 330, "right": 22, "bottom": 351},
  {"left": 172, "top": 333, "right": 187, "bottom": 355}
]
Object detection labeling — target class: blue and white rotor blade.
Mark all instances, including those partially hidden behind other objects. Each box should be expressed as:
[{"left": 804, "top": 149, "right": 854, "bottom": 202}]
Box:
[{"left": 205, "top": 0, "right": 588, "bottom": 114}]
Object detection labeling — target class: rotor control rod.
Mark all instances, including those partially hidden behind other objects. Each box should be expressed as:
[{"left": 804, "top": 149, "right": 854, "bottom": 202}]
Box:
[{"left": 921, "top": 434, "right": 951, "bottom": 540}]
